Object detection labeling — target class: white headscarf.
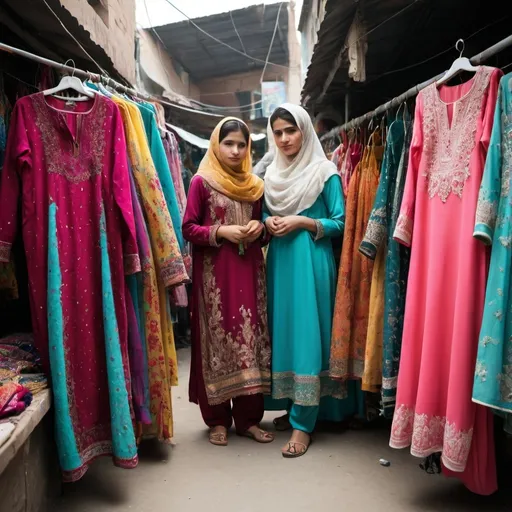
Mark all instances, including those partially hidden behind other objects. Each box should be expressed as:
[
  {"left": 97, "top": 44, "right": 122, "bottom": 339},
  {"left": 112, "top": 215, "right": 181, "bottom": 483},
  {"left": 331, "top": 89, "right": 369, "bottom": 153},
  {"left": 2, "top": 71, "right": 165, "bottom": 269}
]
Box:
[{"left": 264, "top": 103, "right": 338, "bottom": 217}]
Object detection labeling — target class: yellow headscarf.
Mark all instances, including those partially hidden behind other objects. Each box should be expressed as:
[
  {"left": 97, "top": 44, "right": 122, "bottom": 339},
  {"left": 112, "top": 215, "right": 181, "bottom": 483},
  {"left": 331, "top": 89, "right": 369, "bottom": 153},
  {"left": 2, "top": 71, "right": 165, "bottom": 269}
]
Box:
[{"left": 197, "top": 117, "right": 264, "bottom": 202}]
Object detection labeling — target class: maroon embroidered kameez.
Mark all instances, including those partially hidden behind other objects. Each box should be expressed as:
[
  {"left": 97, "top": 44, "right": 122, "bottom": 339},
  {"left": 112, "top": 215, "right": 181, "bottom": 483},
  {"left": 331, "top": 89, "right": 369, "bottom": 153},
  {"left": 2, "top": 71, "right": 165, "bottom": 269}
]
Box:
[{"left": 183, "top": 176, "right": 271, "bottom": 427}]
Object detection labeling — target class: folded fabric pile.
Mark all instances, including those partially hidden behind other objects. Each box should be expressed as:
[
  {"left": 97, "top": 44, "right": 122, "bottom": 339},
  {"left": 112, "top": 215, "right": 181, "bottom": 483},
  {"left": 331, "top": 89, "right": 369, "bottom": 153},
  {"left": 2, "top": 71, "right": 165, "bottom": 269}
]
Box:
[{"left": 0, "top": 333, "right": 47, "bottom": 419}]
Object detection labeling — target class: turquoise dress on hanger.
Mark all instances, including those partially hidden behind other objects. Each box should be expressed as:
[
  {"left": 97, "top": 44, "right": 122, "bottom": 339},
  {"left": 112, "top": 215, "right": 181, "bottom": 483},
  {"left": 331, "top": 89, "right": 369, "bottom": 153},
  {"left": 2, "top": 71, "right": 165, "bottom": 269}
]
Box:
[
  {"left": 473, "top": 72, "right": 512, "bottom": 417},
  {"left": 264, "top": 175, "right": 363, "bottom": 432}
]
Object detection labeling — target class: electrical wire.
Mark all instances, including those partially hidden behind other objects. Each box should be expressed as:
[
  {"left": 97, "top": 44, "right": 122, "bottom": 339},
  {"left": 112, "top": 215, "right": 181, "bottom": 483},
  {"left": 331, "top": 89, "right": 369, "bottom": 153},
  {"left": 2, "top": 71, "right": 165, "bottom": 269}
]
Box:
[
  {"left": 161, "top": 0, "right": 293, "bottom": 71},
  {"left": 42, "top": 0, "right": 110, "bottom": 77},
  {"left": 260, "top": 2, "right": 285, "bottom": 83},
  {"left": 230, "top": 10, "right": 247, "bottom": 55},
  {"left": 141, "top": 0, "right": 277, "bottom": 113}
]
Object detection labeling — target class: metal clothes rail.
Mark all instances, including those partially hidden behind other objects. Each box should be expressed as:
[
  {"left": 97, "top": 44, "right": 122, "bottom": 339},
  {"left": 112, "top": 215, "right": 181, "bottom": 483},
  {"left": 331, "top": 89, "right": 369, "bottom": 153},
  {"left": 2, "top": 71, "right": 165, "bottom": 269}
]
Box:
[
  {"left": 0, "top": 42, "right": 223, "bottom": 118},
  {"left": 320, "top": 34, "right": 512, "bottom": 141}
]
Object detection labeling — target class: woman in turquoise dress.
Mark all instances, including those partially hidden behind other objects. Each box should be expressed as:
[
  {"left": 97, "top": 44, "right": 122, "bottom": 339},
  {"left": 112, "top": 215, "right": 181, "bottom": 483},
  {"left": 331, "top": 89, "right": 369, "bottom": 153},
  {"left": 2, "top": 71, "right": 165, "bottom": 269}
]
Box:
[{"left": 264, "top": 104, "right": 362, "bottom": 458}]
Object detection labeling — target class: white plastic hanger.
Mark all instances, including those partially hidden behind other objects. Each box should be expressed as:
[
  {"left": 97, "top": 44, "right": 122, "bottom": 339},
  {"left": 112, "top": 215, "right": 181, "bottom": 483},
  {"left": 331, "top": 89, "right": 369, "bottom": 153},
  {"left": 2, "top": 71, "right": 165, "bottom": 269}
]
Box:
[
  {"left": 43, "top": 60, "right": 94, "bottom": 101},
  {"left": 437, "top": 39, "right": 478, "bottom": 86}
]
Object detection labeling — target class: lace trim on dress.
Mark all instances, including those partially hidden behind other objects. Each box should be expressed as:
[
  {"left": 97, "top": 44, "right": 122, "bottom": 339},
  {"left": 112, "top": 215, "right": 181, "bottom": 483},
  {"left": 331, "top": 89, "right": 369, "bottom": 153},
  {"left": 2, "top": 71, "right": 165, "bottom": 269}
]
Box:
[
  {"left": 421, "top": 67, "right": 493, "bottom": 203},
  {"left": 390, "top": 404, "right": 474, "bottom": 472}
]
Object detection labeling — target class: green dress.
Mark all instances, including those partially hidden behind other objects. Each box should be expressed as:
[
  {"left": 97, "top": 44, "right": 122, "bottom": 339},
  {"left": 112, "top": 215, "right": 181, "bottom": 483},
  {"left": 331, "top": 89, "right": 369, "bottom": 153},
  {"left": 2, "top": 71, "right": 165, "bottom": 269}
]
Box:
[{"left": 264, "top": 175, "right": 363, "bottom": 430}]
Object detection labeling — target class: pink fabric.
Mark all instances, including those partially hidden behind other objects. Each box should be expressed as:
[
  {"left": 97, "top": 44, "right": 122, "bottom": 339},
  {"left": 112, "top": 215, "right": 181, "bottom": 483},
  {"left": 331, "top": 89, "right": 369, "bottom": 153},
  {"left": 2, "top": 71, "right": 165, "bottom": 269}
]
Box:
[
  {"left": 0, "top": 93, "right": 140, "bottom": 471},
  {"left": 390, "top": 67, "right": 501, "bottom": 495}
]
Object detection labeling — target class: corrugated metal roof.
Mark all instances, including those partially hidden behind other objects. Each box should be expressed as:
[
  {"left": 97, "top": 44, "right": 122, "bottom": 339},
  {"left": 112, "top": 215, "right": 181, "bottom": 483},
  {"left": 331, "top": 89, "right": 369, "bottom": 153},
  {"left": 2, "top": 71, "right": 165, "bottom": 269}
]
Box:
[
  {"left": 302, "top": 0, "right": 512, "bottom": 118},
  {"left": 152, "top": 3, "right": 290, "bottom": 81}
]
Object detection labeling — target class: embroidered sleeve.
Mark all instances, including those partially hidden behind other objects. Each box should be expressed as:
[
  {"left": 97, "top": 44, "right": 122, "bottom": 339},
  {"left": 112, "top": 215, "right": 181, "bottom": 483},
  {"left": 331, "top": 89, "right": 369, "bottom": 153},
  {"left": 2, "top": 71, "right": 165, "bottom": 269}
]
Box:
[
  {"left": 209, "top": 225, "right": 221, "bottom": 247},
  {"left": 474, "top": 82, "right": 504, "bottom": 246},
  {"left": 360, "top": 207, "right": 387, "bottom": 260},
  {"left": 393, "top": 213, "right": 413, "bottom": 247},
  {"left": 124, "top": 253, "right": 142, "bottom": 275},
  {"left": 313, "top": 220, "right": 325, "bottom": 241},
  {"left": 0, "top": 241, "right": 12, "bottom": 263}
]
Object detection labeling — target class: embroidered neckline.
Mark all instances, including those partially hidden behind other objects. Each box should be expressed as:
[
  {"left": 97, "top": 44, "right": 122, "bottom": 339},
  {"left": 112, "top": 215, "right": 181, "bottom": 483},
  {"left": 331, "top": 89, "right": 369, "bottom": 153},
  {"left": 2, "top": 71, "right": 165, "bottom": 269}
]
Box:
[{"left": 421, "top": 66, "right": 493, "bottom": 203}]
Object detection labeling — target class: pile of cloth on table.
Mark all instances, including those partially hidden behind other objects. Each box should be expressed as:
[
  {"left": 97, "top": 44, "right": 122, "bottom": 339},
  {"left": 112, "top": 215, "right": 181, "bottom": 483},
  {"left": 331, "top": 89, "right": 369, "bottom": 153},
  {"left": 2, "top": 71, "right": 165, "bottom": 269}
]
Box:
[{"left": 0, "top": 333, "right": 47, "bottom": 419}]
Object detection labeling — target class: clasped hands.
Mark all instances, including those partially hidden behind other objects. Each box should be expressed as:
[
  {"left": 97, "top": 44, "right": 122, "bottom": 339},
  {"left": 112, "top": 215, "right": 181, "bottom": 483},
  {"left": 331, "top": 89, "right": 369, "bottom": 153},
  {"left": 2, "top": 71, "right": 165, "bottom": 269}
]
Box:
[
  {"left": 265, "top": 216, "right": 305, "bottom": 237},
  {"left": 217, "top": 220, "right": 264, "bottom": 246}
]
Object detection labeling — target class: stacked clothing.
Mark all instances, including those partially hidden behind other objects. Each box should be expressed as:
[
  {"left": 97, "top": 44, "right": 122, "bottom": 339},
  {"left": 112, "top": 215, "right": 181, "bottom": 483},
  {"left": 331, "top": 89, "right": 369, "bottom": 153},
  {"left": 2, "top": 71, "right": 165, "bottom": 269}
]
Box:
[{"left": 0, "top": 333, "right": 47, "bottom": 419}]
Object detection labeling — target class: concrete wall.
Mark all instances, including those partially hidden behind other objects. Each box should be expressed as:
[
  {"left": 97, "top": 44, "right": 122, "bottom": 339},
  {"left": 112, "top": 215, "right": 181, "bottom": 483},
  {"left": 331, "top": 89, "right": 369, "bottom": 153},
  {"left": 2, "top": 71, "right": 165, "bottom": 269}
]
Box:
[
  {"left": 287, "top": 2, "right": 302, "bottom": 104},
  {"left": 58, "top": 0, "right": 136, "bottom": 83},
  {"left": 197, "top": 67, "right": 287, "bottom": 109},
  {"left": 137, "top": 29, "right": 200, "bottom": 104}
]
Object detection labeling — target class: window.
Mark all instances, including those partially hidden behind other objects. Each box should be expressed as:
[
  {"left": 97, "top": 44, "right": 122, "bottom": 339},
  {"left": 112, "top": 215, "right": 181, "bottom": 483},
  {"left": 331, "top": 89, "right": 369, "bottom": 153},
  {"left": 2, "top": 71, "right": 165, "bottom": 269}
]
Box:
[{"left": 87, "top": 0, "right": 109, "bottom": 27}]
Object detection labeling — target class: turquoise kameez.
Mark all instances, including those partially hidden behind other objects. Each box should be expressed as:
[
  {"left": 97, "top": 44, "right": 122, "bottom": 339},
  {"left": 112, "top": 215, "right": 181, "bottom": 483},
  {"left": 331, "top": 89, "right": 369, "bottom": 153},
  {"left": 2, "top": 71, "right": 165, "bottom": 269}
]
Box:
[
  {"left": 264, "top": 175, "right": 362, "bottom": 433},
  {"left": 473, "top": 73, "right": 512, "bottom": 416}
]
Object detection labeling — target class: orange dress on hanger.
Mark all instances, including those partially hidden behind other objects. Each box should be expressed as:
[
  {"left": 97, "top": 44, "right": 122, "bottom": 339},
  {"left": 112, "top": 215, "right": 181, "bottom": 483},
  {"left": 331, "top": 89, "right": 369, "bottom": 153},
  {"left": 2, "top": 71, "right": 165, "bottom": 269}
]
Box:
[{"left": 330, "top": 131, "right": 383, "bottom": 381}]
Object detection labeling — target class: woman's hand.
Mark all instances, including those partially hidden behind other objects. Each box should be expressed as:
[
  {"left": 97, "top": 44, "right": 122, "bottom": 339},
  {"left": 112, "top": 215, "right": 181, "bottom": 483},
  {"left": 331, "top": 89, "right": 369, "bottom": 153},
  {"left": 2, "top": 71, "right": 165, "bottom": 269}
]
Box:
[
  {"left": 217, "top": 225, "right": 248, "bottom": 244},
  {"left": 265, "top": 216, "right": 281, "bottom": 236},
  {"left": 243, "top": 220, "right": 264, "bottom": 244},
  {"left": 273, "top": 216, "right": 305, "bottom": 237}
]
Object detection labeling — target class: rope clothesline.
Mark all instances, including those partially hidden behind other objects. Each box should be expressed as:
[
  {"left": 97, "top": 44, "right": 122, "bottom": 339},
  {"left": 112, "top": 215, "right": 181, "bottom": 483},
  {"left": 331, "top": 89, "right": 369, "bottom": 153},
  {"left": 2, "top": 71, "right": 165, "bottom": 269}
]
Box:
[
  {"left": 0, "top": 41, "right": 224, "bottom": 118},
  {"left": 320, "top": 34, "right": 512, "bottom": 141}
]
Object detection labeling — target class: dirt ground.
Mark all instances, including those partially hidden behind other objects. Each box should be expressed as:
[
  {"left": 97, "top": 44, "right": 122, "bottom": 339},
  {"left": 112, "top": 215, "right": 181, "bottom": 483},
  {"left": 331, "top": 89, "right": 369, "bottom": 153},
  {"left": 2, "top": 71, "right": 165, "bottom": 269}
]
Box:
[{"left": 55, "top": 349, "right": 512, "bottom": 512}]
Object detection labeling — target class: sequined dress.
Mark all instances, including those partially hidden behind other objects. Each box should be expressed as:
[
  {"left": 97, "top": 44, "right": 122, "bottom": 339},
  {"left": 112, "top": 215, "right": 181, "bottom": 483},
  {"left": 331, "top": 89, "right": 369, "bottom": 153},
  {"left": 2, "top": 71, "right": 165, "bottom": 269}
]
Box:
[{"left": 0, "top": 93, "right": 140, "bottom": 482}]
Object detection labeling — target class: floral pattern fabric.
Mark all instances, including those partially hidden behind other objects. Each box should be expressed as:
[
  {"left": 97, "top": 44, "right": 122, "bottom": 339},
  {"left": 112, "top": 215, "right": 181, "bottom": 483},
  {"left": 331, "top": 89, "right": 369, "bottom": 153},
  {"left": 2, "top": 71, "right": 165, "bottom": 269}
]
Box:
[
  {"left": 473, "top": 72, "right": 512, "bottom": 414},
  {"left": 359, "top": 119, "right": 411, "bottom": 415},
  {"left": 330, "top": 134, "right": 383, "bottom": 381}
]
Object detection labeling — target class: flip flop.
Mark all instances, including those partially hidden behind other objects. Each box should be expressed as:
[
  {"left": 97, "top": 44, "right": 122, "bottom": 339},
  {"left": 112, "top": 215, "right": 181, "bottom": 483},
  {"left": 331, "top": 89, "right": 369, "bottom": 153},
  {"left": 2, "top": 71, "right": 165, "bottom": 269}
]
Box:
[
  {"left": 282, "top": 436, "right": 313, "bottom": 458},
  {"left": 209, "top": 428, "right": 228, "bottom": 447},
  {"left": 239, "top": 428, "right": 275, "bottom": 444}
]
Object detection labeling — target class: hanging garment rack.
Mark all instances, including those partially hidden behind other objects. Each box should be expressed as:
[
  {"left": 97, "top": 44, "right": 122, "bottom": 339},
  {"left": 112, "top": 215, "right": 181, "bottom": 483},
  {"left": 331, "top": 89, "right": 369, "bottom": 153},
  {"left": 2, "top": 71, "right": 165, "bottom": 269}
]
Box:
[
  {"left": 320, "top": 34, "right": 512, "bottom": 141},
  {"left": 0, "top": 41, "right": 224, "bottom": 118}
]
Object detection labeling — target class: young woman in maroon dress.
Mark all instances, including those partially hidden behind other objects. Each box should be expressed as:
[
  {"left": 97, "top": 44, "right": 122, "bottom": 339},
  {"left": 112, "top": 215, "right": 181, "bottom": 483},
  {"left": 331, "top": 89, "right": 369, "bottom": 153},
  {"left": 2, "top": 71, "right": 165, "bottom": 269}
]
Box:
[{"left": 182, "top": 118, "right": 274, "bottom": 446}]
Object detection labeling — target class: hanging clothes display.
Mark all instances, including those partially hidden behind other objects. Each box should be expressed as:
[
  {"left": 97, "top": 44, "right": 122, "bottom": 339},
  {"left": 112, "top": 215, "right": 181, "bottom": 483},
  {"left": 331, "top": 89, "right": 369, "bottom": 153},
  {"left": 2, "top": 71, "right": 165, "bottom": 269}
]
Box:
[
  {"left": 329, "top": 130, "right": 383, "bottom": 381},
  {"left": 389, "top": 66, "right": 501, "bottom": 495},
  {"left": 113, "top": 96, "right": 180, "bottom": 440},
  {"left": 0, "top": 92, "right": 140, "bottom": 481},
  {"left": 473, "top": 72, "right": 512, "bottom": 414},
  {"left": 359, "top": 114, "right": 411, "bottom": 415}
]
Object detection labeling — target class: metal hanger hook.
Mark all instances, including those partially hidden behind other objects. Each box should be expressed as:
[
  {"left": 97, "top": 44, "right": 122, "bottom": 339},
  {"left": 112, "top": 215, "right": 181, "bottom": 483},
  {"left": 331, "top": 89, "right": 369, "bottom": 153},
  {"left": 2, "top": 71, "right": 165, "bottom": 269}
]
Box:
[{"left": 456, "top": 39, "right": 465, "bottom": 58}]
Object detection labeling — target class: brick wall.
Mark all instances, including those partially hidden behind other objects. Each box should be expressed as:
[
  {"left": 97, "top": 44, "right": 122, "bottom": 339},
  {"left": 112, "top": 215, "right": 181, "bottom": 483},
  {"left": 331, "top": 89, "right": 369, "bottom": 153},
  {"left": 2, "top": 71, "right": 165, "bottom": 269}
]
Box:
[{"left": 58, "top": 0, "right": 136, "bottom": 83}]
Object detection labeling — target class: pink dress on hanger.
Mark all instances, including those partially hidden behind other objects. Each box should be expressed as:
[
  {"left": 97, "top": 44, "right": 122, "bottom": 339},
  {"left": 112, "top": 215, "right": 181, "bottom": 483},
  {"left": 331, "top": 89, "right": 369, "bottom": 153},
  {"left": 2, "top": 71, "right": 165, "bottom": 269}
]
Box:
[{"left": 390, "top": 66, "right": 501, "bottom": 495}]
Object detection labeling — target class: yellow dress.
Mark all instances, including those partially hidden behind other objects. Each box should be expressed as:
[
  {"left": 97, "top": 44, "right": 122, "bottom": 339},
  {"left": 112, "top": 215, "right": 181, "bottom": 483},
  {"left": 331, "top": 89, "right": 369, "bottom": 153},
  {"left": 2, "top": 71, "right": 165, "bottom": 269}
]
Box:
[{"left": 114, "top": 97, "right": 183, "bottom": 440}]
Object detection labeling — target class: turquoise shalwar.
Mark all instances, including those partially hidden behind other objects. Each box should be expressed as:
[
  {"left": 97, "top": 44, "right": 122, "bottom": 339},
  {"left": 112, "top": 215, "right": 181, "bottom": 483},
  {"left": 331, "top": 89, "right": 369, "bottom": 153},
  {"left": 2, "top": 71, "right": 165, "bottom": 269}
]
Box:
[{"left": 264, "top": 175, "right": 363, "bottom": 433}]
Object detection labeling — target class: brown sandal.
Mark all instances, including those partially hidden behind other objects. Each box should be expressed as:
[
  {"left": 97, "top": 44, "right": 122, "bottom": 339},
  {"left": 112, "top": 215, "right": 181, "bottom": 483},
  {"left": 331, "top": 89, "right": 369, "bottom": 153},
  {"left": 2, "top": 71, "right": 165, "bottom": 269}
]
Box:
[
  {"left": 209, "top": 428, "right": 228, "bottom": 446},
  {"left": 239, "top": 428, "right": 275, "bottom": 444}
]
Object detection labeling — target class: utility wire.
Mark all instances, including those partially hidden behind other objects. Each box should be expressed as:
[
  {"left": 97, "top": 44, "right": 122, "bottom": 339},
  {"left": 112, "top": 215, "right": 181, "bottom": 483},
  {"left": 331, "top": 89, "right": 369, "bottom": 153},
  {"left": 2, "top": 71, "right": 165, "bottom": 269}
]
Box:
[
  {"left": 260, "top": 2, "right": 284, "bottom": 83},
  {"left": 230, "top": 10, "right": 247, "bottom": 54},
  {"left": 161, "top": 0, "right": 293, "bottom": 71},
  {"left": 42, "top": 0, "right": 110, "bottom": 77}
]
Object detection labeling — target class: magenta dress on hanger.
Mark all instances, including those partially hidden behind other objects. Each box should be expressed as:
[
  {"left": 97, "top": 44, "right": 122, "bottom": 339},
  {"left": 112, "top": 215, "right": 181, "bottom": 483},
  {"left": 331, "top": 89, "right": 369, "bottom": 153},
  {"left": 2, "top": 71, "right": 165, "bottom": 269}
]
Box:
[
  {"left": 0, "top": 93, "right": 140, "bottom": 481},
  {"left": 390, "top": 67, "right": 501, "bottom": 495}
]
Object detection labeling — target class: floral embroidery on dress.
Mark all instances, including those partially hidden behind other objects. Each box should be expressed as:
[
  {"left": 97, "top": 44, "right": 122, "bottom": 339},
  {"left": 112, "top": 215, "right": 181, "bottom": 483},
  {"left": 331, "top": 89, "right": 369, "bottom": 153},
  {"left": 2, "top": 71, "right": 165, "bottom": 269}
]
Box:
[
  {"left": 363, "top": 206, "right": 387, "bottom": 249},
  {"left": 199, "top": 254, "right": 271, "bottom": 405},
  {"left": 421, "top": 67, "right": 493, "bottom": 203},
  {"left": 390, "top": 404, "right": 474, "bottom": 472},
  {"left": 475, "top": 197, "right": 498, "bottom": 232},
  {"left": 32, "top": 94, "right": 107, "bottom": 184}
]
